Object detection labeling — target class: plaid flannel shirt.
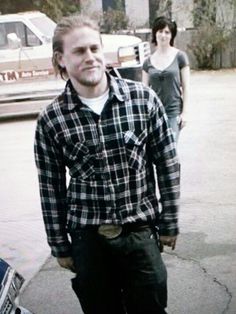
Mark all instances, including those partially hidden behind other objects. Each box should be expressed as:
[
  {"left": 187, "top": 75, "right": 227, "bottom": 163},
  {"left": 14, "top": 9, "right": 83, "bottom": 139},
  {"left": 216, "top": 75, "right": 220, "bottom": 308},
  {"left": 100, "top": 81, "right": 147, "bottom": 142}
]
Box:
[{"left": 34, "top": 74, "right": 180, "bottom": 257}]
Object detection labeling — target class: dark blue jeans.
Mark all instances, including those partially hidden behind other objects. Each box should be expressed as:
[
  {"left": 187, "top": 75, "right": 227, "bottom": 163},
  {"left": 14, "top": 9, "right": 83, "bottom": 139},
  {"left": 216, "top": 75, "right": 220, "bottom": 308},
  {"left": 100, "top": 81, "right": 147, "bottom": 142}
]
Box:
[{"left": 70, "top": 225, "right": 168, "bottom": 314}]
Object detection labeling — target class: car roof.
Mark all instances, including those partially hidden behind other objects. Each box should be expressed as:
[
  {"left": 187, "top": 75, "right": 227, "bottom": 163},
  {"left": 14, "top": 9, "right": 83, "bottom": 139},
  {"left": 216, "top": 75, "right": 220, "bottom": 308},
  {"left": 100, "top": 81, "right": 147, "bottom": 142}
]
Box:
[{"left": 0, "top": 11, "right": 45, "bottom": 22}]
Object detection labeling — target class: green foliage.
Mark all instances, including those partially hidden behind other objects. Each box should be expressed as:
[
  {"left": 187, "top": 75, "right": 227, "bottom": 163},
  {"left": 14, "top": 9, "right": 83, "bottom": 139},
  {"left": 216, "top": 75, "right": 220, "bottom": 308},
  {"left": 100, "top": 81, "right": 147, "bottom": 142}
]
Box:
[
  {"left": 0, "top": 0, "right": 37, "bottom": 13},
  {"left": 193, "top": 0, "right": 216, "bottom": 27},
  {"left": 60, "top": 0, "right": 81, "bottom": 17},
  {"left": 190, "top": 0, "right": 232, "bottom": 69},
  {"left": 41, "top": 0, "right": 64, "bottom": 21},
  {"left": 100, "top": 7, "right": 129, "bottom": 33},
  {"left": 94, "top": 0, "right": 129, "bottom": 33},
  {"left": 190, "top": 23, "right": 230, "bottom": 69},
  {"left": 0, "top": 0, "right": 81, "bottom": 21},
  {"left": 149, "top": 0, "right": 172, "bottom": 26}
]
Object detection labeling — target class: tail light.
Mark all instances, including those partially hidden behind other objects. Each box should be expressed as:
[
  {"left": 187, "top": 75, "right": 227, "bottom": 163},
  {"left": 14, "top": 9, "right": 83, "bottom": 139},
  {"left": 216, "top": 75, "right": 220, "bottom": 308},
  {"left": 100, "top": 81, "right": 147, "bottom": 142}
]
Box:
[{"left": 118, "top": 41, "right": 150, "bottom": 67}]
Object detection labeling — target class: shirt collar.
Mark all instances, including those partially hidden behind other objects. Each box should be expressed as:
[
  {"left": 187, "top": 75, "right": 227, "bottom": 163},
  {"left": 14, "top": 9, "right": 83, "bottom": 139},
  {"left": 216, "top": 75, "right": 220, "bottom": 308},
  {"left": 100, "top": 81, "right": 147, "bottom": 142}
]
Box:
[
  {"left": 62, "top": 80, "right": 83, "bottom": 111},
  {"left": 61, "top": 72, "right": 128, "bottom": 111},
  {"left": 108, "top": 73, "right": 129, "bottom": 102}
]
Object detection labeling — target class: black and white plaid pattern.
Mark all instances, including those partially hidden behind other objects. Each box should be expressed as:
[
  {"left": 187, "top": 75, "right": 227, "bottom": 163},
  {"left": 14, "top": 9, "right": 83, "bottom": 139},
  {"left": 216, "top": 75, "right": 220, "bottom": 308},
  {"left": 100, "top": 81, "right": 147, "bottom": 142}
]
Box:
[{"left": 34, "top": 74, "right": 180, "bottom": 257}]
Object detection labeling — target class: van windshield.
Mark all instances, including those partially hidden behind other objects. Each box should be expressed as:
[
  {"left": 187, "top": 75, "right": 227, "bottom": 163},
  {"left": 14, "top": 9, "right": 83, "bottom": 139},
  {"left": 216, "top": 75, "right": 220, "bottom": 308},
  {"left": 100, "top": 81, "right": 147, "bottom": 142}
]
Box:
[{"left": 29, "top": 15, "right": 56, "bottom": 38}]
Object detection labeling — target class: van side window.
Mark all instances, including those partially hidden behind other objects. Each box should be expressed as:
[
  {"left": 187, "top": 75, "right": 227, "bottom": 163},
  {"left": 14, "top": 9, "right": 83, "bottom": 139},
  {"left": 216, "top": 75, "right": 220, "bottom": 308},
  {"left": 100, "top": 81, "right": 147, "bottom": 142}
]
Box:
[
  {"left": 0, "top": 24, "right": 7, "bottom": 48},
  {"left": 0, "top": 22, "right": 42, "bottom": 49}
]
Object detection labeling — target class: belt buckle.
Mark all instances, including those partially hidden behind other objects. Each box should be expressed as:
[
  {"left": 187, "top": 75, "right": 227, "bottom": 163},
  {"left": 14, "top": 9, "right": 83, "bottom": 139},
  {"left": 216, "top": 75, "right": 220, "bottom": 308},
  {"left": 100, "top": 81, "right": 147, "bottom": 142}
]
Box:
[{"left": 98, "top": 224, "right": 122, "bottom": 239}]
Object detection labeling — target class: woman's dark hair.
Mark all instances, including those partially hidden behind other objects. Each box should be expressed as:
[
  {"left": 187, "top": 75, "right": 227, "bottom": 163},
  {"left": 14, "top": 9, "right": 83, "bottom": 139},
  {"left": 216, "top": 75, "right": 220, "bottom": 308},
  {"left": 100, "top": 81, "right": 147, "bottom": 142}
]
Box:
[{"left": 151, "top": 16, "right": 177, "bottom": 46}]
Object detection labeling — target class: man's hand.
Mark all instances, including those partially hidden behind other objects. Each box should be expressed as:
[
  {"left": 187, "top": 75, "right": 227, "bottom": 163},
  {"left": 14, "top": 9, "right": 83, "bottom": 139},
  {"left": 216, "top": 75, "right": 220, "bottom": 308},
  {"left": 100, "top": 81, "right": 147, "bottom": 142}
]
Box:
[
  {"left": 159, "top": 235, "right": 177, "bottom": 251},
  {"left": 57, "top": 257, "right": 76, "bottom": 273},
  {"left": 180, "top": 113, "right": 187, "bottom": 129}
]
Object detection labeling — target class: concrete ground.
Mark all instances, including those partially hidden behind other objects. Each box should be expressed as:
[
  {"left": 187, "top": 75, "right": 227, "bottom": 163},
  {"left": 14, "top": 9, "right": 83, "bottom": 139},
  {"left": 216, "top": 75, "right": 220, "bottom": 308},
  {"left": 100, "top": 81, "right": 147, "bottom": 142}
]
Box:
[{"left": 1, "top": 69, "right": 236, "bottom": 313}]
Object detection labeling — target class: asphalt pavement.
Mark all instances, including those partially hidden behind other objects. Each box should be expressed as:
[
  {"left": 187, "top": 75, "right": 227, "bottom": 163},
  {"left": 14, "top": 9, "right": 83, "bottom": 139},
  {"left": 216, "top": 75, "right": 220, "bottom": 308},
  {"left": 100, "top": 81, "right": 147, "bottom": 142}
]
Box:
[{"left": 1, "top": 69, "right": 236, "bottom": 314}]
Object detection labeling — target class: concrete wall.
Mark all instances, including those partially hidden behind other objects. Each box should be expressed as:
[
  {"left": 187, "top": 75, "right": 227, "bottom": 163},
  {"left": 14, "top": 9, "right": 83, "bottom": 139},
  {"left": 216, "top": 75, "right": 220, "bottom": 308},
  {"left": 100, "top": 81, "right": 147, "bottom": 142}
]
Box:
[{"left": 125, "top": 0, "right": 149, "bottom": 27}]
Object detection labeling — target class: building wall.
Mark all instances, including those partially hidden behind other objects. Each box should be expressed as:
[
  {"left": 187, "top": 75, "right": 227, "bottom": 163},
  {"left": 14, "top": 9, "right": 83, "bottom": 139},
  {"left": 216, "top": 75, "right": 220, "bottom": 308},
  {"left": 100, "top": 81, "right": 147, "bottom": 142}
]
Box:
[
  {"left": 81, "top": 0, "right": 150, "bottom": 28},
  {"left": 216, "top": 0, "right": 236, "bottom": 28},
  {"left": 172, "top": 0, "right": 236, "bottom": 30},
  {"left": 81, "top": 0, "right": 236, "bottom": 30},
  {"left": 171, "top": 0, "right": 194, "bottom": 29},
  {"left": 125, "top": 0, "right": 149, "bottom": 27}
]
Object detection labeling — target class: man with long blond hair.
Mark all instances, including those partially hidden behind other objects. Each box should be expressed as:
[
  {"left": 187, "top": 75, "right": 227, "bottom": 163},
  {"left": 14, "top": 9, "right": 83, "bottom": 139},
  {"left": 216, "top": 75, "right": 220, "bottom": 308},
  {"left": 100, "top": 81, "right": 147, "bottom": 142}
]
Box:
[{"left": 34, "top": 14, "right": 180, "bottom": 314}]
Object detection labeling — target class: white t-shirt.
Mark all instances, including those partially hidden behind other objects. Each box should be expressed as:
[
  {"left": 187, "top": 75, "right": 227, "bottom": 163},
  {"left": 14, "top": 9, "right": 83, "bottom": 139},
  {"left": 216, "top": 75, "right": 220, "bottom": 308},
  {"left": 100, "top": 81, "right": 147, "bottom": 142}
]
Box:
[{"left": 79, "top": 89, "right": 109, "bottom": 115}]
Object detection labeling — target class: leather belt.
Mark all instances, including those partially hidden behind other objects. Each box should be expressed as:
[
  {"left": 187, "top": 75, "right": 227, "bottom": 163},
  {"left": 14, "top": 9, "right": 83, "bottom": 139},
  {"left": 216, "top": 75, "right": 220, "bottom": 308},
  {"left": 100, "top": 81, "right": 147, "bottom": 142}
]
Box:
[{"left": 98, "top": 222, "right": 150, "bottom": 239}]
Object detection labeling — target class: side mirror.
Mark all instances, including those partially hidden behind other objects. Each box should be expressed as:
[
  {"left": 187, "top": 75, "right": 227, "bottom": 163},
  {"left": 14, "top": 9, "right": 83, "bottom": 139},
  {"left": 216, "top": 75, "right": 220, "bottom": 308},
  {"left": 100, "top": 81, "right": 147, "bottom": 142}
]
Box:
[
  {"left": 7, "top": 33, "right": 21, "bottom": 49},
  {"left": 42, "top": 35, "right": 52, "bottom": 43}
]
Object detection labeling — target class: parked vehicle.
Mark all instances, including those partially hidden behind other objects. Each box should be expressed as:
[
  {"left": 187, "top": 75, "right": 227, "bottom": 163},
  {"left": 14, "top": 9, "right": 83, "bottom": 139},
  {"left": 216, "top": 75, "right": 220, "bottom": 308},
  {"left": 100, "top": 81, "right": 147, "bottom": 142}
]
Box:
[
  {"left": 0, "top": 11, "right": 150, "bottom": 85},
  {"left": 0, "top": 258, "right": 32, "bottom": 314}
]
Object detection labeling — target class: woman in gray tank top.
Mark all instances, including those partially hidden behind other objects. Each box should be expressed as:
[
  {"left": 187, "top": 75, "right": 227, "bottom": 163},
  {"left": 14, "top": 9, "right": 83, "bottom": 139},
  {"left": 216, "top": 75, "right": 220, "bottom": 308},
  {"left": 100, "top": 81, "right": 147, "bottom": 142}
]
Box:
[{"left": 142, "top": 16, "right": 190, "bottom": 141}]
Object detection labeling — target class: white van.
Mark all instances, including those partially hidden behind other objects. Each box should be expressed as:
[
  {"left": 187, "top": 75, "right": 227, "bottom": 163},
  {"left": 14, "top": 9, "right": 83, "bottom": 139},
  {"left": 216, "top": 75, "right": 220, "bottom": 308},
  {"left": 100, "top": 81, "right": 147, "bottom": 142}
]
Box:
[{"left": 0, "top": 11, "right": 150, "bottom": 84}]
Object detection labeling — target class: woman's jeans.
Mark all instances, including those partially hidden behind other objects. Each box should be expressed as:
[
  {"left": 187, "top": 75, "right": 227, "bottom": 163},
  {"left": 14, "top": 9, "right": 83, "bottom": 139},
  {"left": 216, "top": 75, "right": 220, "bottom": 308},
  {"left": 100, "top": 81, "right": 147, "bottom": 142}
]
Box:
[
  {"left": 168, "top": 116, "right": 181, "bottom": 142},
  {"left": 70, "top": 226, "right": 168, "bottom": 314}
]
